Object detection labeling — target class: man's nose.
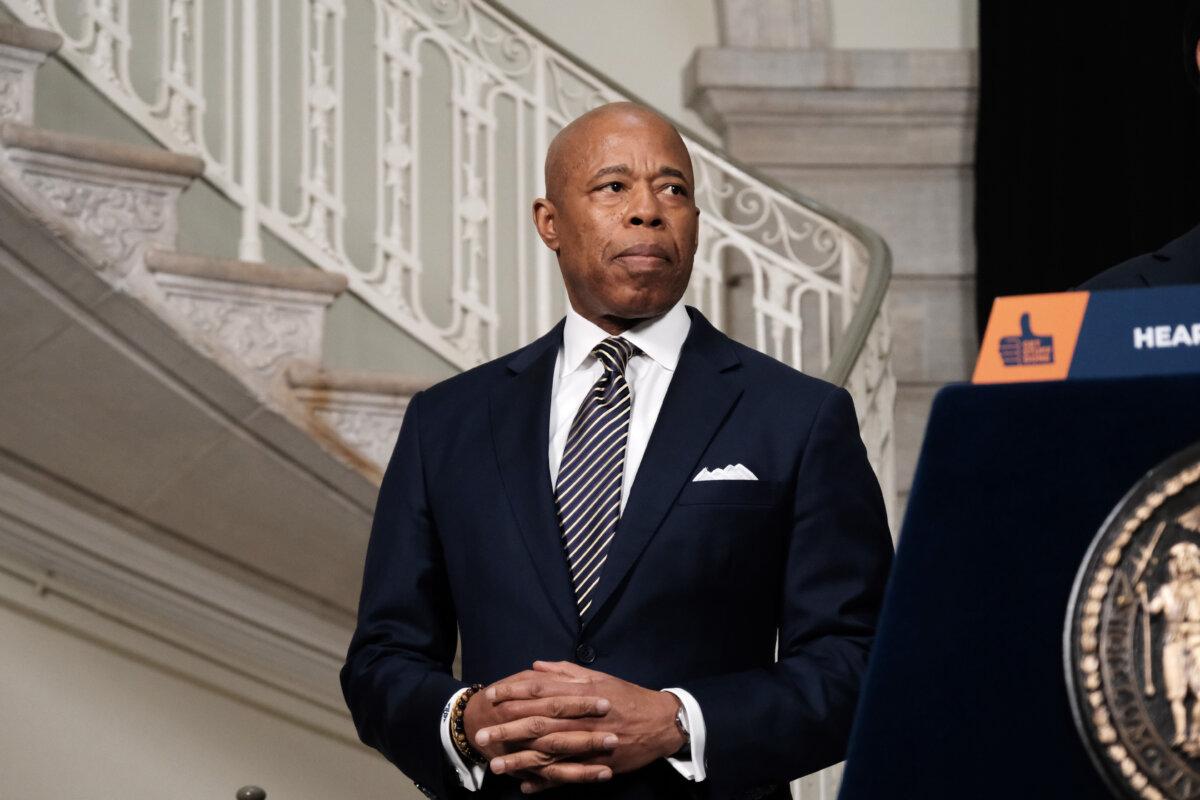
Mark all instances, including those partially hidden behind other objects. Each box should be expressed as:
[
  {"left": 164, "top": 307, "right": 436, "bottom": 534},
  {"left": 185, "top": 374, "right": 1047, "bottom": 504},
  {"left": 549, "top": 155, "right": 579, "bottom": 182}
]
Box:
[{"left": 626, "top": 184, "right": 663, "bottom": 228}]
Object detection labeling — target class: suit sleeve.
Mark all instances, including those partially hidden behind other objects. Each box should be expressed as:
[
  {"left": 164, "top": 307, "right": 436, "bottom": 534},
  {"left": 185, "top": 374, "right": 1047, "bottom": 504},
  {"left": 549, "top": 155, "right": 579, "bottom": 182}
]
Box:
[
  {"left": 676, "top": 386, "right": 893, "bottom": 792},
  {"left": 340, "top": 390, "right": 468, "bottom": 797}
]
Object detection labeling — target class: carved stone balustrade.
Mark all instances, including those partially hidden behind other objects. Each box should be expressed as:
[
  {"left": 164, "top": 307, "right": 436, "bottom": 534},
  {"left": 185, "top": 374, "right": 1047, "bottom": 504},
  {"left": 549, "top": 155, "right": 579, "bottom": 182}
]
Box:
[
  {"left": 286, "top": 365, "right": 436, "bottom": 477},
  {"left": 145, "top": 249, "right": 348, "bottom": 393},
  {"left": 0, "top": 122, "right": 203, "bottom": 279},
  {"left": 0, "top": 22, "right": 60, "bottom": 124}
]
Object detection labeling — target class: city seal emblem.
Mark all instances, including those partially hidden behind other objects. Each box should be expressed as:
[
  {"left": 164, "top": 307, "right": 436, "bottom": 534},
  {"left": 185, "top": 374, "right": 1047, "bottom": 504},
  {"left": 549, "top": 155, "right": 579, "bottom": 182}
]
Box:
[{"left": 1067, "top": 440, "right": 1200, "bottom": 799}]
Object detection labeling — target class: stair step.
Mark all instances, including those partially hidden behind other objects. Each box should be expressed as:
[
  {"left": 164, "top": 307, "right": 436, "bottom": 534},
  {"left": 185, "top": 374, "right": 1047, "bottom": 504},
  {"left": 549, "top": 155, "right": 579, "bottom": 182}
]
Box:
[
  {"left": 144, "top": 249, "right": 348, "bottom": 295},
  {"left": 0, "top": 23, "right": 62, "bottom": 125},
  {"left": 286, "top": 365, "right": 435, "bottom": 397},
  {"left": 287, "top": 365, "right": 437, "bottom": 472},
  {"left": 143, "top": 249, "right": 347, "bottom": 389},
  {"left": 0, "top": 121, "right": 204, "bottom": 178},
  {"left": 0, "top": 122, "right": 202, "bottom": 277},
  {"left": 0, "top": 22, "right": 62, "bottom": 54}
]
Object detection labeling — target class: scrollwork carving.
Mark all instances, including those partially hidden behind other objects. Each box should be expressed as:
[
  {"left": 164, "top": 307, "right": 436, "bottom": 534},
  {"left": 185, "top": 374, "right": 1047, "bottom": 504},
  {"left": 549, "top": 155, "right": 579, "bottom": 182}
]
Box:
[
  {"left": 414, "top": 0, "right": 535, "bottom": 77},
  {"left": 310, "top": 402, "right": 406, "bottom": 471},
  {"left": 167, "top": 296, "right": 316, "bottom": 375},
  {"left": 692, "top": 151, "right": 842, "bottom": 273},
  {"left": 0, "top": 68, "right": 23, "bottom": 121},
  {"left": 21, "top": 172, "right": 171, "bottom": 271}
]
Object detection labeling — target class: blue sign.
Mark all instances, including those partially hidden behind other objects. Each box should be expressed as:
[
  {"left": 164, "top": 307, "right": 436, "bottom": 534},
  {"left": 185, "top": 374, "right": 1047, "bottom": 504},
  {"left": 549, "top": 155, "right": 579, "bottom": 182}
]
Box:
[{"left": 1069, "top": 285, "right": 1200, "bottom": 379}]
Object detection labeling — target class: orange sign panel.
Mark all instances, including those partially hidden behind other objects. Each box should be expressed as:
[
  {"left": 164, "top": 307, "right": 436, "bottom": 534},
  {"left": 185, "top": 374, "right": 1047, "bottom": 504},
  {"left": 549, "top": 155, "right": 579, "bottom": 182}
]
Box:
[{"left": 973, "top": 292, "right": 1090, "bottom": 384}]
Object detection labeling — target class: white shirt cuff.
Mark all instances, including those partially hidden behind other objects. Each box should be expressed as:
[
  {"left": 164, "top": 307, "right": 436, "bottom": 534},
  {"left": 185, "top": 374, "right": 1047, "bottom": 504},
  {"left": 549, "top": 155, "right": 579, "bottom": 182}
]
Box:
[
  {"left": 662, "top": 688, "right": 707, "bottom": 781},
  {"left": 440, "top": 687, "right": 487, "bottom": 790}
]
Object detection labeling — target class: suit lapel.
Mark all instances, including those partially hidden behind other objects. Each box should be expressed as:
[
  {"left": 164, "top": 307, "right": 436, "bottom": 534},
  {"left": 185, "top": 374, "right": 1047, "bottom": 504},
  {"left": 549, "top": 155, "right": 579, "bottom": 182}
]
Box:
[
  {"left": 1141, "top": 255, "right": 1200, "bottom": 287},
  {"left": 1143, "top": 222, "right": 1200, "bottom": 286},
  {"left": 489, "top": 319, "right": 581, "bottom": 638},
  {"left": 581, "top": 307, "right": 743, "bottom": 630}
]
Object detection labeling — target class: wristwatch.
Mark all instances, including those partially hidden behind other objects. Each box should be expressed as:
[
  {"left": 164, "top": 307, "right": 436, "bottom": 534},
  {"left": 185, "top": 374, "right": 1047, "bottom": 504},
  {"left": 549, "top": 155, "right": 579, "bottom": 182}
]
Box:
[{"left": 673, "top": 704, "right": 692, "bottom": 759}]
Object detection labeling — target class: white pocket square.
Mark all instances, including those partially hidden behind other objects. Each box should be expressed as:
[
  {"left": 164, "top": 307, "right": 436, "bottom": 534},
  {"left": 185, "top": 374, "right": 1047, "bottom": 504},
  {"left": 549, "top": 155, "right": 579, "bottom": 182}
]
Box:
[{"left": 692, "top": 463, "right": 758, "bottom": 482}]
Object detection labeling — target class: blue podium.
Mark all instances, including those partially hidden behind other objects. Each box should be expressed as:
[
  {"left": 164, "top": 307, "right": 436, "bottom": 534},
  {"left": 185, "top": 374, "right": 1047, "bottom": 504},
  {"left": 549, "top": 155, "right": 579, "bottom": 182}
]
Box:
[{"left": 838, "top": 374, "right": 1200, "bottom": 799}]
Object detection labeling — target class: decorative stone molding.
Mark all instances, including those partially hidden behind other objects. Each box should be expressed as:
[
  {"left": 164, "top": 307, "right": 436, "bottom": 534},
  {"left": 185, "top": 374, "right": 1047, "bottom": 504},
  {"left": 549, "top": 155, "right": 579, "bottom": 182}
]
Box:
[
  {"left": 287, "top": 365, "right": 436, "bottom": 474},
  {"left": 145, "top": 249, "right": 348, "bottom": 387},
  {"left": 0, "top": 23, "right": 61, "bottom": 124},
  {"left": 686, "top": 48, "right": 977, "bottom": 165},
  {"left": 695, "top": 0, "right": 974, "bottom": 165},
  {"left": 0, "top": 122, "right": 202, "bottom": 278}
]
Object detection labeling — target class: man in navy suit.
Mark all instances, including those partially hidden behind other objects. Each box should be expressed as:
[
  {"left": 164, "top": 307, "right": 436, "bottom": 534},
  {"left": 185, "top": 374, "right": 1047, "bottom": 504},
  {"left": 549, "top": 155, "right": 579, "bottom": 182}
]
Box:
[
  {"left": 340, "top": 101, "right": 893, "bottom": 799},
  {"left": 1082, "top": 222, "right": 1200, "bottom": 290},
  {"left": 1081, "top": 2, "right": 1200, "bottom": 291}
]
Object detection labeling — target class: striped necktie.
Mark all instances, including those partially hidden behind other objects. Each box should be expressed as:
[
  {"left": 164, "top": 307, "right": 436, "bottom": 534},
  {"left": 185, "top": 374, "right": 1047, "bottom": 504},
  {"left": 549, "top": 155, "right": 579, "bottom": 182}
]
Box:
[{"left": 555, "top": 336, "right": 640, "bottom": 618}]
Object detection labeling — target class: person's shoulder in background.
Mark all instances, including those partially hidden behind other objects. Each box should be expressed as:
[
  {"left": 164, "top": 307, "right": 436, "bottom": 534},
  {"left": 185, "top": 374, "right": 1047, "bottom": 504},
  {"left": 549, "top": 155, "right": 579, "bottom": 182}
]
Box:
[{"left": 1080, "top": 222, "right": 1200, "bottom": 289}]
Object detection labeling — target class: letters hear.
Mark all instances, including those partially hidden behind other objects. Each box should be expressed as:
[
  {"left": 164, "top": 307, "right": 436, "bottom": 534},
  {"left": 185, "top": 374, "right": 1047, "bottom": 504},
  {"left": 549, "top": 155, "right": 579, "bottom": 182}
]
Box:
[{"left": 1133, "top": 324, "right": 1200, "bottom": 350}]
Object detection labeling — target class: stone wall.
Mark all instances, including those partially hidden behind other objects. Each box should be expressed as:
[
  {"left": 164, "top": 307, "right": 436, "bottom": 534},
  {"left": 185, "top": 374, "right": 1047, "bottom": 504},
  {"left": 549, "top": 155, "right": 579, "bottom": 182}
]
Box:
[{"left": 688, "top": 0, "right": 978, "bottom": 520}]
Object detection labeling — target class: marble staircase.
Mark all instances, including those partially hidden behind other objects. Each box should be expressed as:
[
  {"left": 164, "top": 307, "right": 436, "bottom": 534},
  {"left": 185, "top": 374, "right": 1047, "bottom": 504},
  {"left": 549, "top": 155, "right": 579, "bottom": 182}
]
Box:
[
  {"left": 0, "top": 20, "right": 435, "bottom": 721},
  {"left": 0, "top": 21, "right": 425, "bottom": 484}
]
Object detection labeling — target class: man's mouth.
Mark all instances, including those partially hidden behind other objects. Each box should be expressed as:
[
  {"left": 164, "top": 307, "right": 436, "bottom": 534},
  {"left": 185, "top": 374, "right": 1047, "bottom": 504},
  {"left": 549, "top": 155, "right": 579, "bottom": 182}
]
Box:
[{"left": 614, "top": 243, "right": 673, "bottom": 265}]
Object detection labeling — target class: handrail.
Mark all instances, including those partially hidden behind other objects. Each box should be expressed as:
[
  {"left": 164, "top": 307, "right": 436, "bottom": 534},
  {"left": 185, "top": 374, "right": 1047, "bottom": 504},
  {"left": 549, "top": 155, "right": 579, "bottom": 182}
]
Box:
[{"left": 2, "top": 0, "right": 889, "bottom": 376}]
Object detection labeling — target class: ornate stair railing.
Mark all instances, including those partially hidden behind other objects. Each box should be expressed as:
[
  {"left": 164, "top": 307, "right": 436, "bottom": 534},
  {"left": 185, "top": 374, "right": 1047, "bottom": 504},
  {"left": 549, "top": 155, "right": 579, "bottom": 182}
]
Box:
[{"left": 0, "top": 0, "right": 894, "bottom": 517}]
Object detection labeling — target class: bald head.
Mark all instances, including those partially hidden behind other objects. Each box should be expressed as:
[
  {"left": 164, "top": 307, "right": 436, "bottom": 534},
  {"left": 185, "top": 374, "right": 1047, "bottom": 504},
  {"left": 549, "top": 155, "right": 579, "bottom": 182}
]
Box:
[
  {"left": 531, "top": 101, "right": 700, "bottom": 335},
  {"left": 544, "top": 102, "right": 692, "bottom": 206}
]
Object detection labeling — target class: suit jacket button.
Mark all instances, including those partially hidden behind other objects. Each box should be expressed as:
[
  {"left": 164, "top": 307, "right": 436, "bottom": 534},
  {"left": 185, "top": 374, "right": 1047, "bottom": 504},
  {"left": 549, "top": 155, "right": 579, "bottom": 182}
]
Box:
[{"left": 575, "top": 643, "right": 596, "bottom": 664}]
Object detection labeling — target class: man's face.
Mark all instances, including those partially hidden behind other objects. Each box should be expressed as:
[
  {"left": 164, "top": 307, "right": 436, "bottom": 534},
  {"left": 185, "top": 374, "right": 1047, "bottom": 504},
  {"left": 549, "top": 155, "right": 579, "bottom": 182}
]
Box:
[{"left": 534, "top": 110, "right": 699, "bottom": 327}]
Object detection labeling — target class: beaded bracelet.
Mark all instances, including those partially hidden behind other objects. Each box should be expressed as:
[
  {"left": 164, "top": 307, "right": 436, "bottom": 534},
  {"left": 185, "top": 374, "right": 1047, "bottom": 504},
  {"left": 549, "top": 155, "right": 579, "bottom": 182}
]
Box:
[{"left": 449, "top": 683, "right": 489, "bottom": 766}]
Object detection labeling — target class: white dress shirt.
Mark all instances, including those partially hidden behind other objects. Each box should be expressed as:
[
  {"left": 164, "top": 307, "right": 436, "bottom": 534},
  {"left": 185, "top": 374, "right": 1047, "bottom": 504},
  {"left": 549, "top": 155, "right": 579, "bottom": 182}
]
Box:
[{"left": 440, "top": 297, "right": 709, "bottom": 790}]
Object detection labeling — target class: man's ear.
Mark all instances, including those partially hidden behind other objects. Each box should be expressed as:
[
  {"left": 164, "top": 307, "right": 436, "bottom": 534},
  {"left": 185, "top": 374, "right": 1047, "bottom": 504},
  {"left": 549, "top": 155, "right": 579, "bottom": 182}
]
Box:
[{"left": 532, "top": 197, "right": 560, "bottom": 252}]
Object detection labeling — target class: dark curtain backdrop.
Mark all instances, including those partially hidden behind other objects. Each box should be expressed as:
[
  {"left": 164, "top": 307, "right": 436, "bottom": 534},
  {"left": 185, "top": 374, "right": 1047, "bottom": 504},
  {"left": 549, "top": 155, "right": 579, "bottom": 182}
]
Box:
[{"left": 974, "top": 1, "right": 1200, "bottom": 338}]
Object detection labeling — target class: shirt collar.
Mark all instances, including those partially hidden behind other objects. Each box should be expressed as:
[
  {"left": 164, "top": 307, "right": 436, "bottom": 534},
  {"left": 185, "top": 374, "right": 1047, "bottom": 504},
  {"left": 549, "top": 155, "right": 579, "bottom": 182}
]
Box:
[{"left": 561, "top": 296, "right": 691, "bottom": 375}]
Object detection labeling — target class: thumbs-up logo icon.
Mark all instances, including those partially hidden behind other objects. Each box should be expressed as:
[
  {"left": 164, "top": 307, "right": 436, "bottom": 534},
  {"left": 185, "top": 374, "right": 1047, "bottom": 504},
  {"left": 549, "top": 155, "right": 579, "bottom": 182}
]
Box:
[{"left": 999, "top": 312, "right": 1055, "bottom": 366}]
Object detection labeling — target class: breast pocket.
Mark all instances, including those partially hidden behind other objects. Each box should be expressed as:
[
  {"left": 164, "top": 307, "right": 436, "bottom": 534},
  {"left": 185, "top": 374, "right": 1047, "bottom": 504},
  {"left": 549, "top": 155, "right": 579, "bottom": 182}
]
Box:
[{"left": 675, "top": 479, "right": 783, "bottom": 506}]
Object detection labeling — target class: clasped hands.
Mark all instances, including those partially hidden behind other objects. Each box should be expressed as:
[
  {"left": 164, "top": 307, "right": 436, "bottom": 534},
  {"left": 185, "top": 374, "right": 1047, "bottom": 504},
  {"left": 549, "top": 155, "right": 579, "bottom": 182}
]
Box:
[{"left": 462, "top": 659, "right": 686, "bottom": 794}]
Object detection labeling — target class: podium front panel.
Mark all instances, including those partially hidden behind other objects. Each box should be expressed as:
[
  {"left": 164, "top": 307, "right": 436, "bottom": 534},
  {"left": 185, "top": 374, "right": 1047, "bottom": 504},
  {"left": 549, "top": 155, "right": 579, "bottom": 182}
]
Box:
[{"left": 839, "top": 374, "right": 1200, "bottom": 799}]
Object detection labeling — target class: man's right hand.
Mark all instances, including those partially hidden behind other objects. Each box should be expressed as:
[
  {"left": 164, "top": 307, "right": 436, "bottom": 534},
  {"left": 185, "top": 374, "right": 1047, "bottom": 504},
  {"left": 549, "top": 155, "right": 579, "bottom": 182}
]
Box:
[{"left": 463, "top": 668, "right": 618, "bottom": 787}]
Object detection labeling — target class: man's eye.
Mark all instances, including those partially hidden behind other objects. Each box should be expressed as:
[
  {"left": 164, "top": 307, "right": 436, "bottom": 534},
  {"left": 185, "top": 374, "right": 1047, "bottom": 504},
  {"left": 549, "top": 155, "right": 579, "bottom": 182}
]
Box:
[
  {"left": 602, "top": 181, "right": 623, "bottom": 192},
  {"left": 664, "top": 184, "right": 688, "bottom": 196}
]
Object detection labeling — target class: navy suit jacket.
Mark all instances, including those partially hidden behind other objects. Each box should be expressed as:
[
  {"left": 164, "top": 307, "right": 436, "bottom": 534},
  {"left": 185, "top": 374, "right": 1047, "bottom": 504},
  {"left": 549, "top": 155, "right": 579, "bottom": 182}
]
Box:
[
  {"left": 1081, "top": 222, "right": 1200, "bottom": 289},
  {"left": 340, "top": 306, "right": 893, "bottom": 799}
]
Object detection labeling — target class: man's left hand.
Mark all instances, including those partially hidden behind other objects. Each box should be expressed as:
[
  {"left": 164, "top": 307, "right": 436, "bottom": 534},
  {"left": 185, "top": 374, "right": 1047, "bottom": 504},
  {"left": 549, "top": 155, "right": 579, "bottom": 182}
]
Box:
[{"left": 480, "top": 660, "right": 686, "bottom": 793}]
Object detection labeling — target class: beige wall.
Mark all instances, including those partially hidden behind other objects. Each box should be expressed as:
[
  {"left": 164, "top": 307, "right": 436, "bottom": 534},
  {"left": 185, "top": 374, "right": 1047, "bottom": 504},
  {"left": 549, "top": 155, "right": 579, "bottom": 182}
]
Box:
[
  {"left": 495, "top": 0, "right": 722, "bottom": 145},
  {"left": 831, "top": 0, "right": 978, "bottom": 49},
  {"left": 493, "top": 0, "right": 980, "bottom": 134},
  {"left": 0, "top": 562, "right": 419, "bottom": 800}
]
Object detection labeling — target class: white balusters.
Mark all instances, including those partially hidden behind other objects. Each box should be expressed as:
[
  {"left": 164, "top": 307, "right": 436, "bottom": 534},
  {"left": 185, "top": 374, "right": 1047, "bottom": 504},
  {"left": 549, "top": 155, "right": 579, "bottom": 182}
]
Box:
[
  {"left": 159, "top": 0, "right": 199, "bottom": 149},
  {"left": 89, "top": 0, "right": 124, "bottom": 85},
  {"left": 3, "top": 0, "right": 892, "bottom": 470},
  {"left": 374, "top": 2, "right": 416, "bottom": 313},
  {"left": 298, "top": 0, "right": 344, "bottom": 258},
  {"left": 239, "top": 0, "right": 261, "bottom": 260}
]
